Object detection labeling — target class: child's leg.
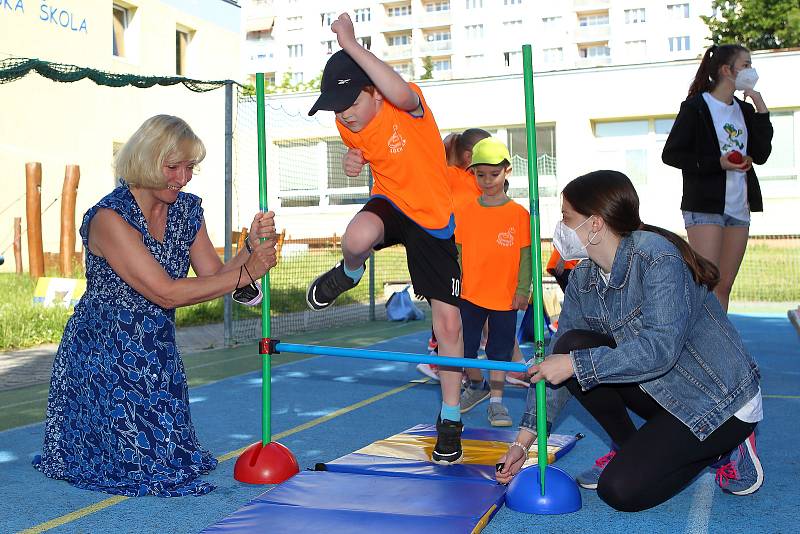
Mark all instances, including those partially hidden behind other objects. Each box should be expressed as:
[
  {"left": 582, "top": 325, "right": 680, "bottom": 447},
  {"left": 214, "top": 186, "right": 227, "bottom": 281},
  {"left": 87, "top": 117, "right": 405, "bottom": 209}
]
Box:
[
  {"left": 341, "top": 211, "right": 384, "bottom": 271},
  {"left": 307, "top": 200, "right": 391, "bottom": 311},
  {"left": 431, "top": 299, "right": 463, "bottom": 408},
  {"left": 485, "top": 309, "right": 516, "bottom": 427}
]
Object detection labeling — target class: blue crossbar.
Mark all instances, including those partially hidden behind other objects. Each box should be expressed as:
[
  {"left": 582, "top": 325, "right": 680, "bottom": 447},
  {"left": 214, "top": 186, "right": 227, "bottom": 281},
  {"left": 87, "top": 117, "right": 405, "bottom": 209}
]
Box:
[{"left": 274, "top": 343, "right": 530, "bottom": 372}]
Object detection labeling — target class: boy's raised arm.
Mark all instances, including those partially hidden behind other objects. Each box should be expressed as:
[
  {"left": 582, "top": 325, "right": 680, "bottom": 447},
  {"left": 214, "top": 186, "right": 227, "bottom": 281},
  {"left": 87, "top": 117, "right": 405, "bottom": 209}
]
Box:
[{"left": 332, "top": 13, "right": 420, "bottom": 112}]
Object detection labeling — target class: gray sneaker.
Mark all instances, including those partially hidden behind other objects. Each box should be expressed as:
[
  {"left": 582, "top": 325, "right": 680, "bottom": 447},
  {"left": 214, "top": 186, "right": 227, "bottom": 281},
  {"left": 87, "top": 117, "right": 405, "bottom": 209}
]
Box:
[
  {"left": 576, "top": 448, "right": 617, "bottom": 489},
  {"left": 487, "top": 402, "right": 512, "bottom": 427},
  {"left": 459, "top": 382, "right": 490, "bottom": 413}
]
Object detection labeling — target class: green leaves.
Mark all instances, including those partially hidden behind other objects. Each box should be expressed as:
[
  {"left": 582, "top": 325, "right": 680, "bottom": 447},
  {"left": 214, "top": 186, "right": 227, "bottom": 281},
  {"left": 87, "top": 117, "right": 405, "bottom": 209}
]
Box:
[{"left": 703, "top": 0, "right": 800, "bottom": 50}]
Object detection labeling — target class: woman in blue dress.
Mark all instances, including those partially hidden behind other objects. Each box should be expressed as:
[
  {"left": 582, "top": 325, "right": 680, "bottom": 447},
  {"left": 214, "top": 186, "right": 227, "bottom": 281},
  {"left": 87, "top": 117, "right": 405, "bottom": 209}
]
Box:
[{"left": 33, "top": 115, "right": 277, "bottom": 497}]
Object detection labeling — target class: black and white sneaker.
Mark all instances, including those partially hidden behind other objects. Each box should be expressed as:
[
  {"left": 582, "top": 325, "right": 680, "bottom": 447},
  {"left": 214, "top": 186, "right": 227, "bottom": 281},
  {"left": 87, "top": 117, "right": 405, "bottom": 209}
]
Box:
[
  {"left": 432, "top": 416, "right": 464, "bottom": 465},
  {"left": 306, "top": 262, "right": 359, "bottom": 311}
]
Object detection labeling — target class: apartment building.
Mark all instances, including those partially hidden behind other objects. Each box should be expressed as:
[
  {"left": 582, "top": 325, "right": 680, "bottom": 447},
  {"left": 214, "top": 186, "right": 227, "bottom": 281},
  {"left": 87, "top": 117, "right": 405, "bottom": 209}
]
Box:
[{"left": 242, "top": 0, "right": 712, "bottom": 85}]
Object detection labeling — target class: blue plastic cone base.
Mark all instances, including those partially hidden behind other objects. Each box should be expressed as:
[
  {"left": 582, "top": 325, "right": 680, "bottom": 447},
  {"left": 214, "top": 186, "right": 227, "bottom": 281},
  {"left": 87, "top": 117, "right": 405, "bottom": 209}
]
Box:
[{"left": 505, "top": 465, "right": 582, "bottom": 515}]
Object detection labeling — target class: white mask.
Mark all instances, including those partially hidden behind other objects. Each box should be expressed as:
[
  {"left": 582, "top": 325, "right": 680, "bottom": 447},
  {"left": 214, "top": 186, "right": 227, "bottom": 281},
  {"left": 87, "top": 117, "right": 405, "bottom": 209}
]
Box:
[
  {"left": 553, "top": 217, "right": 592, "bottom": 261},
  {"left": 735, "top": 67, "right": 758, "bottom": 91}
]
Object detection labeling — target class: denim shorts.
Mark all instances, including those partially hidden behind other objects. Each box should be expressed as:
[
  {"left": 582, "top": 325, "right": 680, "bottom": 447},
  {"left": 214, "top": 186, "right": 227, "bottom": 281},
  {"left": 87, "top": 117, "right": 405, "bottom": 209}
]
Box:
[{"left": 682, "top": 211, "right": 750, "bottom": 228}]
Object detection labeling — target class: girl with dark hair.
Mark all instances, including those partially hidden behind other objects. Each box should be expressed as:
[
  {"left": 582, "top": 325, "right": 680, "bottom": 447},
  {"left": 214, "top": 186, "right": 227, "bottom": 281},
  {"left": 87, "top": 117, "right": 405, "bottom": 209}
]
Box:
[
  {"left": 662, "top": 44, "right": 773, "bottom": 311},
  {"left": 495, "top": 170, "right": 763, "bottom": 511}
]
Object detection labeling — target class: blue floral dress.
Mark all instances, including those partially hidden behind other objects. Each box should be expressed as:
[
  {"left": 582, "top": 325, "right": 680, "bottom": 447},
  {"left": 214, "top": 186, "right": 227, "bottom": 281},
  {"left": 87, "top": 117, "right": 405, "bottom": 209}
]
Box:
[{"left": 33, "top": 185, "right": 218, "bottom": 497}]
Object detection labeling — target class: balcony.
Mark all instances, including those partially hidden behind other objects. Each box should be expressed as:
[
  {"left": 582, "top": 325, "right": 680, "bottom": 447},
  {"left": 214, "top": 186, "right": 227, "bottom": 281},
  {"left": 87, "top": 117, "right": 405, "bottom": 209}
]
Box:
[
  {"left": 576, "top": 55, "right": 612, "bottom": 67},
  {"left": 382, "top": 44, "right": 413, "bottom": 60},
  {"left": 420, "top": 39, "right": 452, "bottom": 54},
  {"left": 383, "top": 15, "right": 413, "bottom": 30},
  {"left": 575, "top": 24, "right": 610, "bottom": 42},
  {"left": 573, "top": 0, "right": 609, "bottom": 8},
  {"left": 419, "top": 11, "right": 451, "bottom": 27}
]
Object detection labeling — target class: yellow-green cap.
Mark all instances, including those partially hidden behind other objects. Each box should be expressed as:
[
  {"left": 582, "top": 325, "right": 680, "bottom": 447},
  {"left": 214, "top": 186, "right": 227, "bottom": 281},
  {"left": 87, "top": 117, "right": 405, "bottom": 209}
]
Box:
[{"left": 469, "top": 137, "right": 511, "bottom": 168}]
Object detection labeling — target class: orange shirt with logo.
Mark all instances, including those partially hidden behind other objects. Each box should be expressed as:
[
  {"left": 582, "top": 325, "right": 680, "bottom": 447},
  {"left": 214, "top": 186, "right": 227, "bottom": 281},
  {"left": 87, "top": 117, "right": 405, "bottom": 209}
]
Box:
[
  {"left": 455, "top": 199, "right": 531, "bottom": 311},
  {"left": 447, "top": 166, "right": 482, "bottom": 212},
  {"left": 337, "top": 83, "right": 453, "bottom": 235}
]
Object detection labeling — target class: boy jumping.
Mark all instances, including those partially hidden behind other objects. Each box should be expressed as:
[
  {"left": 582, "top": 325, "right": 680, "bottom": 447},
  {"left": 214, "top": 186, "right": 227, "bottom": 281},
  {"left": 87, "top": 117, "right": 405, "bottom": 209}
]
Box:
[{"left": 306, "top": 13, "right": 465, "bottom": 464}]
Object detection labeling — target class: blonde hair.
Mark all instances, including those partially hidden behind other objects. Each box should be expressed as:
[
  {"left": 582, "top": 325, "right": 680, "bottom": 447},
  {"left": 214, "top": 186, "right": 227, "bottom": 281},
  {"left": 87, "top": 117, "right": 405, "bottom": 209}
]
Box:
[{"left": 115, "top": 115, "right": 206, "bottom": 188}]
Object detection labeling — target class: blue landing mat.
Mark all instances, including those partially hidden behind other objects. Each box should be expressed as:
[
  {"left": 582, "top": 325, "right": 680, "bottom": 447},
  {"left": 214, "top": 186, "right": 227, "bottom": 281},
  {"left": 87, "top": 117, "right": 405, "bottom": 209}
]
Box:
[{"left": 201, "top": 470, "right": 506, "bottom": 534}]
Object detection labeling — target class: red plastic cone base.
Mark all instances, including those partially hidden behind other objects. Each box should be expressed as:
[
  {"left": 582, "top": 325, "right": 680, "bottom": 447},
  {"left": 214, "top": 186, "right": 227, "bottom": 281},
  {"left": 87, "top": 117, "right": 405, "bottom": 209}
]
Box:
[{"left": 234, "top": 441, "right": 299, "bottom": 484}]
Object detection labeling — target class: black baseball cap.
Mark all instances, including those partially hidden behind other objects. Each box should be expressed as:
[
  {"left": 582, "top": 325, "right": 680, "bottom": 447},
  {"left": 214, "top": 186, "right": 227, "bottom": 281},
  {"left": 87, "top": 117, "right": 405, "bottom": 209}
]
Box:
[{"left": 308, "top": 50, "right": 372, "bottom": 116}]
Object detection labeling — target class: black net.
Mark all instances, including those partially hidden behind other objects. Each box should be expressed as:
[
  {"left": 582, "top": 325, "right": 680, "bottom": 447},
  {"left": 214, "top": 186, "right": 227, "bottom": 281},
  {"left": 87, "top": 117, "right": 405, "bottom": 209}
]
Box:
[{"left": 0, "top": 58, "right": 234, "bottom": 93}]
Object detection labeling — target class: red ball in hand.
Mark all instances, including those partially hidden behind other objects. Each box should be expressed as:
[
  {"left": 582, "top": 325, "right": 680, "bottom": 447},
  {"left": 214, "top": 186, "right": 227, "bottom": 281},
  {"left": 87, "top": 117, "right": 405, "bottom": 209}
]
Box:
[{"left": 727, "top": 150, "right": 744, "bottom": 164}]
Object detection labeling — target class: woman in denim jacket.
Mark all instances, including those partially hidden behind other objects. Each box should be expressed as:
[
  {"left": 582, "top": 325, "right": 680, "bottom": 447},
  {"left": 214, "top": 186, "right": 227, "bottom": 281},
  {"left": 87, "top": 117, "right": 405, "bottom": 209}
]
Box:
[{"left": 495, "top": 171, "right": 763, "bottom": 511}]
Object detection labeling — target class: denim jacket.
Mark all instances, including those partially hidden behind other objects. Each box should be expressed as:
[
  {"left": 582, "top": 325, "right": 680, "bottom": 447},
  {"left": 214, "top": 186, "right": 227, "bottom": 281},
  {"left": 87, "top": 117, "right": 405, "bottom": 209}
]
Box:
[{"left": 521, "top": 231, "right": 760, "bottom": 441}]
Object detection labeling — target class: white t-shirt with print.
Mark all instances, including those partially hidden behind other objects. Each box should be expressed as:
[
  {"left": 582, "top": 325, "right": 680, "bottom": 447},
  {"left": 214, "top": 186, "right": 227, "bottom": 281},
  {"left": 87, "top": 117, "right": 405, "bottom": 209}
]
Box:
[{"left": 702, "top": 92, "right": 750, "bottom": 222}]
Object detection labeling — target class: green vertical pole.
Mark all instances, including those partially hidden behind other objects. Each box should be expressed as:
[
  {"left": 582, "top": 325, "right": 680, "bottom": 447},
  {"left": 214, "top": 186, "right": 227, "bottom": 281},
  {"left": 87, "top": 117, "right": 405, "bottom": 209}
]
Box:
[
  {"left": 522, "top": 44, "right": 548, "bottom": 496},
  {"left": 256, "top": 72, "right": 272, "bottom": 446}
]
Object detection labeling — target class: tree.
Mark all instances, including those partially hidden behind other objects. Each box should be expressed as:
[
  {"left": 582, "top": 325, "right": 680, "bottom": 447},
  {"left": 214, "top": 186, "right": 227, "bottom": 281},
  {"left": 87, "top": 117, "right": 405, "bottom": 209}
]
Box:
[
  {"left": 702, "top": 0, "right": 800, "bottom": 50},
  {"left": 421, "top": 56, "right": 434, "bottom": 80},
  {"left": 241, "top": 71, "right": 322, "bottom": 96}
]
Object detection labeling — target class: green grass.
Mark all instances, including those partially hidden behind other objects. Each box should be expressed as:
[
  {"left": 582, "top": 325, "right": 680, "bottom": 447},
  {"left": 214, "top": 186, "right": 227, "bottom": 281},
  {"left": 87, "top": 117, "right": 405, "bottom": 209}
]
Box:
[
  {"left": 0, "top": 319, "right": 431, "bottom": 432},
  {"left": 2, "top": 239, "right": 798, "bottom": 351}
]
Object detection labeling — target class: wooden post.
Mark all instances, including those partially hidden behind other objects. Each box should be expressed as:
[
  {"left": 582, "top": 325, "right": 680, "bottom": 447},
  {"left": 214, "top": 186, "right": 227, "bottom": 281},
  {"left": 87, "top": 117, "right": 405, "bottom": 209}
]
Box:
[
  {"left": 25, "top": 162, "right": 44, "bottom": 278},
  {"left": 60, "top": 165, "right": 80, "bottom": 276},
  {"left": 13, "top": 217, "right": 23, "bottom": 274}
]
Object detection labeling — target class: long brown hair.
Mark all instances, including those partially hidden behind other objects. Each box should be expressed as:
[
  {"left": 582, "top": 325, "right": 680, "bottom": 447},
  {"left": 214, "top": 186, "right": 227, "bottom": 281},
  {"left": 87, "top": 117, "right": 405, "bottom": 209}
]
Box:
[
  {"left": 562, "top": 170, "right": 719, "bottom": 289},
  {"left": 687, "top": 44, "right": 749, "bottom": 99}
]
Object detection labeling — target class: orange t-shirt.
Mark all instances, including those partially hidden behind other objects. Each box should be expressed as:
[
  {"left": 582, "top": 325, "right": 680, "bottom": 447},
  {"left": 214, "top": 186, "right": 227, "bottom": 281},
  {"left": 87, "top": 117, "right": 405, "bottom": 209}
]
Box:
[
  {"left": 447, "top": 166, "right": 482, "bottom": 212},
  {"left": 337, "top": 83, "right": 453, "bottom": 236},
  {"left": 455, "top": 199, "right": 532, "bottom": 311}
]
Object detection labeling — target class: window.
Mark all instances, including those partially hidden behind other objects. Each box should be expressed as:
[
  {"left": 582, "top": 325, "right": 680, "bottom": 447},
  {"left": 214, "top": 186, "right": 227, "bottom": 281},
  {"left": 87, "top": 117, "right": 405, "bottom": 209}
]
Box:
[
  {"left": 757, "top": 112, "right": 797, "bottom": 181},
  {"left": 542, "top": 16, "right": 561, "bottom": 26},
  {"left": 247, "top": 30, "right": 272, "bottom": 41},
  {"left": 264, "top": 72, "right": 276, "bottom": 85},
  {"left": 358, "top": 36, "right": 372, "bottom": 50},
  {"left": 327, "top": 140, "right": 369, "bottom": 201},
  {"left": 579, "top": 44, "right": 610, "bottom": 58},
  {"left": 354, "top": 8, "right": 371, "bottom": 22},
  {"left": 624, "top": 8, "right": 646, "bottom": 24},
  {"left": 322, "top": 39, "right": 335, "bottom": 54},
  {"left": 175, "top": 29, "right": 190, "bottom": 75},
  {"left": 543, "top": 47, "right": 563, "bottom": 63},
  {"left": 625, "top": 40, "right": 647, "bottom": 58},
  {"left": 506, "top": 125, "right": 557, "bottom": 197},
  {"left": 387, "top": 5, "right": 411, "bottom": 17},
  {"left": 579, "top": 13, "right": 609, "bottom": 26},
  {"left": 464, "top": 24, "right": 483, "bottom": 39},
  {"left": 433, "top": 58, "right": 451, "bottom": 71},
  {"left": 464, "top": 54, "right": 484, "bottom": 67},
  {"left": 426, "top": 30, "right": 451, "bottom": 42},
  {"left": 668, "top": 36, "right": 690, "bottom": 52},
  {"left": 112, "top": 4, "right": 128, "bottom": 56},
  {"left": 595, "top": 120, "right": 649, "bottom": 137},
  {"left": 392, "top": 62, "right": 412, "bottom": 77},
  {"left": 321, "top": 12, "right": 335, "bottom": 27},
  {"left": 667, "top": 3, "right": 690, "bottom": 19},
  {"left": 288, "top": 44, "right": 303, "bottom": 58},
  {"left": 287, "top": 15, "right": 303, "bottom": 29},
  {"left": 291, "top": 72, "right": 303, "bottom": 84},
  {"left": 425, "top": 1, "right": 450, "bottom": 12},
  {"left": 504, "top": 0, "right": 522, "bottom": 4},
  {"left": 504, "top": 50, "right": 521, "bottom": 67},
  {"left": 654, "top": 118, "right": 674, "bottom": 135},
  {"left": 465, "top": 0, "right": 483, "bottom": 8},
  {"left": 388, "top": 34, "right": 411, "bottom": 46}
]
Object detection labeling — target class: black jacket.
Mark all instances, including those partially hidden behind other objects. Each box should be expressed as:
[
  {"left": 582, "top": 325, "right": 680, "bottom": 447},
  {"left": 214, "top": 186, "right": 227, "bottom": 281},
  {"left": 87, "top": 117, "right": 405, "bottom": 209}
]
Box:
[{"left": 662, "top": 93, "right": 773, "bottom": 214}]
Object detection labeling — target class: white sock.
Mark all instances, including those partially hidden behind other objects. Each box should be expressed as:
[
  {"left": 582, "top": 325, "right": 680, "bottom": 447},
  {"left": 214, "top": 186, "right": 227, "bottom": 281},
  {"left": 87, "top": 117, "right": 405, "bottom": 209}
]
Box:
[{"left": 490, "top": 396, "right": 503, "bottom": 404}]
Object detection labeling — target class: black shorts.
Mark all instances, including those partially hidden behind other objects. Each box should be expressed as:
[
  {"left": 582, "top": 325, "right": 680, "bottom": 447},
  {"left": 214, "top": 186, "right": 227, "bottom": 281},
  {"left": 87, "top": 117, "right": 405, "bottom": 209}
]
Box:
[
  {"left": 361, "top": 197, "right": 461, "bottom": 307},
  {"left": 460, "top": 298, "right": 516, "bottom": 361}
]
